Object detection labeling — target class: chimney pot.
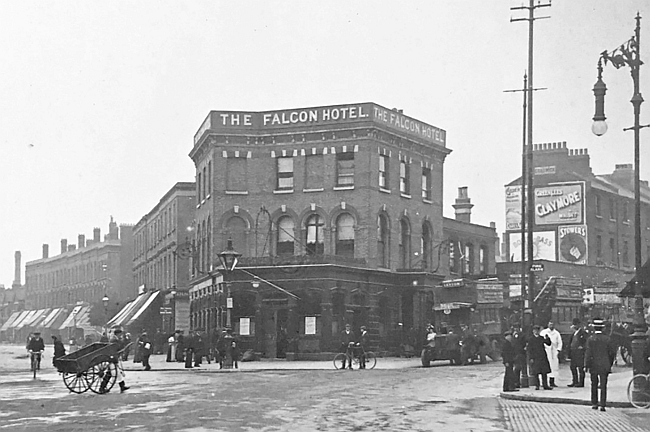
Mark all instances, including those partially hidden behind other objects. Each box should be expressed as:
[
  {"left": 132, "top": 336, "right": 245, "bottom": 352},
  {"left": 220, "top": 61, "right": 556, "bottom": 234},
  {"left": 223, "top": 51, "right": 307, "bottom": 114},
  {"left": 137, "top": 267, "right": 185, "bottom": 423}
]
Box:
[
  {"left": 78, "top": 234, "right": 85, "bottom": 249},
  {"left": 61, "top": 239, "right": 68, "bottom": 254},
  {"left": 93, "top": 227, "right": 101, "bottom": 243},
  {"left": 452, "top": 186, "right": 474, "bottom": 223},
  {"left": 42, "top": 244, "right": 49, "bottom": 259}
]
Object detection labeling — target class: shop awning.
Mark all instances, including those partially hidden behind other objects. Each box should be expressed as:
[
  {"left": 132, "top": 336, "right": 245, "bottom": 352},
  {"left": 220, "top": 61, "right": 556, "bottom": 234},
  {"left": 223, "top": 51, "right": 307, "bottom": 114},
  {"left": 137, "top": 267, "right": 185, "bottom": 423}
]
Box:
[
  {"left": 107, "top": 290, "right": 160, "bottom": 329},
  {"left": 26, "top": 309, "right": 51, "bottom": 328},
  {"left": 14, "top": 310, "right": 38, "bottom": 330},
  {"left": 59, "top": 305, "right": 84, "bottom": 330},
  {"left": 0, "top": 310, "right": 23, "bottom": 332},
  {"left": 434, "top": 302, "right": 473, "bottom": 311},
  {"left": 40, "top": 308, "right": 65, "bottom": 329},
  {"left": 620, "top": 259, "right": 650, "bottom": 298}
]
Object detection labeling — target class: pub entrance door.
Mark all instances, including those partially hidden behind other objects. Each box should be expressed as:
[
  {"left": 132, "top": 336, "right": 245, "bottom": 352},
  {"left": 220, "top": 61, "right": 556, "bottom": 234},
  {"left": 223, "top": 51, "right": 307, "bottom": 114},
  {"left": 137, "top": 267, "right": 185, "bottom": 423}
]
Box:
[{"left": 262, "top": 307, "right": 289, "bottom": 358}]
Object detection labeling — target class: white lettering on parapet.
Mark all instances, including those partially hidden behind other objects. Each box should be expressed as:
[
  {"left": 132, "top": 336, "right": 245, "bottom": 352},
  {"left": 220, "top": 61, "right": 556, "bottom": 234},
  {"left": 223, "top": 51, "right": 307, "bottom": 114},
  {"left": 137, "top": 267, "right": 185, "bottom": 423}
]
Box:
[
  {"left": 263, "top": 110, "right": 318, "bottom": 126},
  {"left": 220, "top": 113, "right": 253, "bottom": 127}
]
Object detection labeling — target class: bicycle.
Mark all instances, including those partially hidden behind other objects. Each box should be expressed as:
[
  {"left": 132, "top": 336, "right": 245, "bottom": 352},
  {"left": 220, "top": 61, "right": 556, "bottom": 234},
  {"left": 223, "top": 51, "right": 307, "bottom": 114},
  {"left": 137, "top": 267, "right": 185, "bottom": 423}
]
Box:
[
  {"left": 333, "top": 343, "right": 377, "bottom": 370},
  {"left": 627, "top": 373, "right": 650, "bottom": 409},
  {"left": 29, "top": 350, "right": 43, "bottom": 379}
]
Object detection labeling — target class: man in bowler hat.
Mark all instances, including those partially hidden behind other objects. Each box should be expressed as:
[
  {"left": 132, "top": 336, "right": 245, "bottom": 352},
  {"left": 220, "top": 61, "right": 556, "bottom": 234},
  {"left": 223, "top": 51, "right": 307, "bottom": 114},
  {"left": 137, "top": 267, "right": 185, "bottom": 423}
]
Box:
[
  {"left": 584, "top": 318, "right": 617, "bottom": 411},
  {"left": 567, "top": 317, "right": 588, "bottom": 387}
]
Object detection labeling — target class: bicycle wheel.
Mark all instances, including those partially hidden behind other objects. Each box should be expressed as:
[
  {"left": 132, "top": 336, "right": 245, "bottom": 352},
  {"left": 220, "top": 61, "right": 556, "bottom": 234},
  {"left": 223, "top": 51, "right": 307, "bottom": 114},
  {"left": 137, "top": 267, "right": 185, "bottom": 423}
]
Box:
[
  {"left": 364, "top": 352, "right": 377, "bottom": 370},
  {"left": 333, "top": 353, "right": 350, "bottom": 370},
  {"left": 627, "top": 374, "right": 650, "bottom": 409},
  {"left": 31, "top": 356, "right": 37, "bottom": 379}
]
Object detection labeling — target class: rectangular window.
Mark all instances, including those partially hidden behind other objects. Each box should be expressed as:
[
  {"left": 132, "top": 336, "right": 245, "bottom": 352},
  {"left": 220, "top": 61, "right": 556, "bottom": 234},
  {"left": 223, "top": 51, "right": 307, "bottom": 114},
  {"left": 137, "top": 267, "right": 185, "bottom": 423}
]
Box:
[
  {"left": 610, "top": 198, "right": 617, "bottom": 220},
  {"left": 305, "top": 154, "right": 324, "bottom": 189},
  {"left": 400, "top": 160, "right": 410, "bottom": 195},
  {"left": 276, "top": 157, "right": 294, "bottom": 190},
  {"left": 595, "top": 195, "right": 601, "bottom": 216},
  {"left": 623, "top": 240, "right": 629, "bottom": 266},
  {"left": 622, "top": 202, "right": 629, "bottom": 222},
  {"left": 226, "top": 157, "right": 247, "bottom": 192},
  {"left": 422, "top": 166, "right": 432, "bottom": 200},
  {"left": 596, "top": 235, "right": 602, "bottom": 259},
  {"left": 336, "top": 152, "right": 354, "bottom": 186},
  {"left": 197, "top": 172, "right": 202, "bottom": 201},
  {"left": 379, "top": 155, "right": 389, "bottom": 189},
  {"left": 610, "top": 238, "right": 616, "bottom": 266}
]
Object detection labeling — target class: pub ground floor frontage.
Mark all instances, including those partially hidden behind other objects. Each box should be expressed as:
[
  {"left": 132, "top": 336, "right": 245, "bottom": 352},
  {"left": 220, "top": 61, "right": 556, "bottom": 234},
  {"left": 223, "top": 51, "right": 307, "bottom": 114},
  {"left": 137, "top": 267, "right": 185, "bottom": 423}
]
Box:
[{"left": 188, "top": 263, "right": 446, "bottom": 358}]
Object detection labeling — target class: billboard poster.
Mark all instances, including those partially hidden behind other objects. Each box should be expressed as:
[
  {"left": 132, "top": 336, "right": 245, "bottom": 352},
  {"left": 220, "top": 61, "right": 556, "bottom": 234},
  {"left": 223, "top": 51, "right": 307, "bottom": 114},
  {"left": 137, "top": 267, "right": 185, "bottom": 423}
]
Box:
[
  {"left": 534, "top": 182, "right": 585, "bottom": 226},
  {"left": 558, "top": 225, "right": 588, "bottom": 265},
  {"left": 505, "top": 185, "right": 522, "bottom": 231},
  {"left": 508, "top": 231, "right": 556, "bottom": 262}
]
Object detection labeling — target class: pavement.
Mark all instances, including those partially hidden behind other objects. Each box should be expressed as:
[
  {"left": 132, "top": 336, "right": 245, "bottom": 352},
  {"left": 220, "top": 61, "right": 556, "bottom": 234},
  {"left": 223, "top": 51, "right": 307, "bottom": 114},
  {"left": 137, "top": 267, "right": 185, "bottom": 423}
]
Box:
[{"left": 499, "top": 365, "right": 636, "bottom": 408}]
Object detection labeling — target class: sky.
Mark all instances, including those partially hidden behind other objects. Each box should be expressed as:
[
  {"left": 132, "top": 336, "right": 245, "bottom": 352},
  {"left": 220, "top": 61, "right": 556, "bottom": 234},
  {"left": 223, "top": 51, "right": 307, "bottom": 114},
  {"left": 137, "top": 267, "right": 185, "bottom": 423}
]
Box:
[{"left": 1, "top": 1, "right": 649, "bottom": 287}]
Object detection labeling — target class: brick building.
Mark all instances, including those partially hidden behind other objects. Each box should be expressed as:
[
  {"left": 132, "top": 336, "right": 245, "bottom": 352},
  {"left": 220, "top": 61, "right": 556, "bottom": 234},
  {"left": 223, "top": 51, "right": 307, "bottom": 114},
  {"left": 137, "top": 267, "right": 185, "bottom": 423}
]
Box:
[
  {"left": 186, "top": 102, "right": 498, "bottom": 358},
  {"left": 24, "top": 218, "right": 134, "bottom": 311},
  {"left": 132, "top": 181, "right": 195, "bottom": 333}
]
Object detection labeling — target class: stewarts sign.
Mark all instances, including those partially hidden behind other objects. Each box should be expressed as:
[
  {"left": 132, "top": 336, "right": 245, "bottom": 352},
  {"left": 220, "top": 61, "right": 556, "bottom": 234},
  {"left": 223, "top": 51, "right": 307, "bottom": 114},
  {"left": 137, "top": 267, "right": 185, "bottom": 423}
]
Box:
[{"left": 194, "top": 102, "right": 446, "bottom": 147}]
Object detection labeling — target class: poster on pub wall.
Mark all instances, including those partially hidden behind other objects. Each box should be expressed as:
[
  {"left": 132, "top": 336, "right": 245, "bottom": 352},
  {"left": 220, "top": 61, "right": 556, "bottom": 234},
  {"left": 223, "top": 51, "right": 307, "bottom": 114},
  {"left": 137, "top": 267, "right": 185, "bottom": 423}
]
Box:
[
  {"left": 534, "top": 182, "right": 585, "bottom": 226},
  {"left": 558, "top": 225, "right": 588, "bottom": 265},
  {"left": 505, "top": 185, "right": 522, "bottom": 231},
  {"left": 508, "top": 231, "right": 556, "bottom": 262}
]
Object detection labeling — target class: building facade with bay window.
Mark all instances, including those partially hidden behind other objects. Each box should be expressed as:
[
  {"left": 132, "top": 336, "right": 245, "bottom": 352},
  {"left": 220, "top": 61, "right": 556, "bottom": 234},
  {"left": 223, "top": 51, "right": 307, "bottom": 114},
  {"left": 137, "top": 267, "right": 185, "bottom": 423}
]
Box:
[{"left": 187, "top": 102, "right": 495, "bottom": 357}]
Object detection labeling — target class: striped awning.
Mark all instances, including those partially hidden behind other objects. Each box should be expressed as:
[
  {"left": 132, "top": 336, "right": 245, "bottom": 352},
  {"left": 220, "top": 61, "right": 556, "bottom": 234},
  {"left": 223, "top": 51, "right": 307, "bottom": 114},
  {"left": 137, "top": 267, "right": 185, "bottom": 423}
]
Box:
[
  {"left": 26, "top": 309, "right": 51, "bottom": 328},
  {"left": 14, "top": 310, "right": 38, "bottom": 330},
  {"left": 0, "top": 311, "right": 23, "bottom": 332},
  {"left": 40, "top": 308, "right": 65, "bottom": 329},
  {"left": 59, "top": 305, "right": 84, "bottom": 330},
  {"left": 108, "top": 290, "right": 160, "bottom": 329}
]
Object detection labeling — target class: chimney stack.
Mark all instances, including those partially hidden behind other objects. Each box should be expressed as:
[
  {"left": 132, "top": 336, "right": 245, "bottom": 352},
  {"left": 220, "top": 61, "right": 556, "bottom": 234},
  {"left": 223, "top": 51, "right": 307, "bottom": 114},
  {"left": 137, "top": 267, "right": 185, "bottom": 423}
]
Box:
[
  {"left": 68, "top": 244, "right": 76, "bottom": 252},
  {"left": 78, "top": 234, "right": 85, "bottom": 249},
  {"left": 42, "top": 244, "right": 49, "bottom": 259},
  {"left": 452, "top": 186, "right": 474, "bottom": 223},
  {"left": 93, "top": 227, "right": 101, "bottom": 243},
  {"left": 13, "top": 251, "right": 21, "bottom": 287},
  {"left": 61, "top": 239, "right": 68, "bottom": 254}
]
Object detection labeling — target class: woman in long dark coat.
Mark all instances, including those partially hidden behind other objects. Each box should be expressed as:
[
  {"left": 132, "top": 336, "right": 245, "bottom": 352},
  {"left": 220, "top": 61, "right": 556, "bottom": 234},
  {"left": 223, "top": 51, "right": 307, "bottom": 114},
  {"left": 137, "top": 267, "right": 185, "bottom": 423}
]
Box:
[{"left": 526, "top": 325, "right": 552, "bottom": 390}]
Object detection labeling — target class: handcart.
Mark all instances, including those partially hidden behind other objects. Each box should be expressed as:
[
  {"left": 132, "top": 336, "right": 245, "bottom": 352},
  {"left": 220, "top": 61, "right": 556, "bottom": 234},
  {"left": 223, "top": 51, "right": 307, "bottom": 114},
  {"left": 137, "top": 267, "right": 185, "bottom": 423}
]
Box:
[{"left": 53, "top": 342, "right": 128, "bottom": 394}]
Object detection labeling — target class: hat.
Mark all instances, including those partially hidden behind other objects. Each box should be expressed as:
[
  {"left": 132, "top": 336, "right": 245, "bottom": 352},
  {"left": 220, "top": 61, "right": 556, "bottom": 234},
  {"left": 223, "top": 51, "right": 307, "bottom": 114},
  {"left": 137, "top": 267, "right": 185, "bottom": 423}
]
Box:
[
  {"left": 33, "top": 331, "right": 41, "bottom": 335},
  {"left": 572, "top": 318, "right": 581, "bottom": 326},
  {"left": 360, "top": 326, "right": 367, "bottom": 331},
  {"left": 533, "top": 325, "right": 541, "bottom": 331},
  {"left": 504, "top": 330, "right": 512, "bottom": 336},
  {"left": 114, "top": 328, "right": 123, "bottom": 334}
]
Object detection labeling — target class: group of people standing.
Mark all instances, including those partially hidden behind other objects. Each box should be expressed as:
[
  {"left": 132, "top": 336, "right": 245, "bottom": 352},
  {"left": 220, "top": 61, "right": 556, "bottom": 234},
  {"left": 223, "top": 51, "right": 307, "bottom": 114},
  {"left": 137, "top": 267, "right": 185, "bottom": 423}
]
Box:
[
  {"left": 501, "top": 317, "right": 617, "bottom": 411},
  {"left": 339, "top": 324, "right": 370, "bottom": 369},
  {"left": 166, "top": 328, "right": 240, "bottom": 369}
]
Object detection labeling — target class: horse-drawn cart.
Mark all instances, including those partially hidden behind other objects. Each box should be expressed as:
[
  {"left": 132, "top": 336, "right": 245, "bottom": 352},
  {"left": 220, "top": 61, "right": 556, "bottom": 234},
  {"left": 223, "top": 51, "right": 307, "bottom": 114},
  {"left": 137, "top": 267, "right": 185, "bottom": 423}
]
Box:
[{"left": 53, "top": 342, "right": 126, "bottom": 394}]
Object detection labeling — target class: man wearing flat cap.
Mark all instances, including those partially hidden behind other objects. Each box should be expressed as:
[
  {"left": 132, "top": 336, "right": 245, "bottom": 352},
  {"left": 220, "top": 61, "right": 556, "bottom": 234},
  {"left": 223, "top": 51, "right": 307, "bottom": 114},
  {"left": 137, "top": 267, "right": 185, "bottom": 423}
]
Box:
[
  {"left": 584, "top": 318, "right": 617, "bottom": 411},
  {"left": 567, "top": 318, "right": 588, "bottom": 387}
]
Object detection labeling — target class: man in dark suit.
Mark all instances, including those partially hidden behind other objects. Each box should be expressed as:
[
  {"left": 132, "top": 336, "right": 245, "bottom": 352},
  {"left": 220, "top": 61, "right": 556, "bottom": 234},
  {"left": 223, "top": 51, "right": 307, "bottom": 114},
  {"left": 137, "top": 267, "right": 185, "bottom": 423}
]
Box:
[
  {"left": 358, "top": 326, "right": 370, "bottom": 369},
  {"left": 501, "top": 330, "right": 518, "bottom": 392},
  {"left": 585, "top": 318, "right": 617, "bottom": 411},
  {"left": 526, "top": 325, "right": 552, "bottom": 390},
  {"left": 567, "top": 318, "right": 588, "bottom": 387},
  {"left": 340, "top": 323, "right": 356, "bottom": 370},
  {"left": 511, "top": 327, "right": 527, "bottom": 388}
]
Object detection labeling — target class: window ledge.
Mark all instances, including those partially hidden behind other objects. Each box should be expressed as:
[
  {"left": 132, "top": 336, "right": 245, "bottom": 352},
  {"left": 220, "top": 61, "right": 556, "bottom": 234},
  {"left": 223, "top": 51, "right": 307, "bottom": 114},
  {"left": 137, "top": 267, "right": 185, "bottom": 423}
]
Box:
[
  {"left": 333, "top": 185, "right": 354, "bottom": 191},
  {"left": 201, "top": 199, "right": 206, "bottom": 205},
  {"left": 196, "top": 204, "right": 201, "bottom": 209},
  {"left": 622, "top": 221, "right": 630, "bottom": 225},
  {"left": 206, "top": 194, "right": 211, "bottom": 200},
  {"left": 273, "top": 189, "right": 294, "bottom": 194},
  {"left": 595, "top": 215, "right": 602, "bottom": 219},
  {"left": 225, "top": 191, "right": 249, "bottom": 195},
  {"left": 303, "top": 188, "right": 324, "bottom": 193},
  {"left": 379, "top": 188, "right": 391, "bottom": 194},
  {"left": 609, "top": 218, "right": 617, "bottom": 222},
  {"left": 400, "top": 193, "right": 412, "bottom": 199},
  {"left": 422, "top": 198, "right": 433, "bottom": 204}
]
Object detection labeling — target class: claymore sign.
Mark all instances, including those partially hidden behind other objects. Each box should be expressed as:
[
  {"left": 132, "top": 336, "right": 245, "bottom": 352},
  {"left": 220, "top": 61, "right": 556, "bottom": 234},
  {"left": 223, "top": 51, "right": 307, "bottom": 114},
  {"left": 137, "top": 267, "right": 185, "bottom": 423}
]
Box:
[{"left": 194, "top": 103, "right": 446, "bottom": 147}]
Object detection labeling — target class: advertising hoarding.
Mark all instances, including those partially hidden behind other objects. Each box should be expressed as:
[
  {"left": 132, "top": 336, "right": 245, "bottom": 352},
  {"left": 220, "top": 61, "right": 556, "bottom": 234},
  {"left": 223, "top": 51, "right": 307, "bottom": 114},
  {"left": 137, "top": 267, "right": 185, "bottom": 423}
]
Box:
[
  {"left": 534, "top": 183, "right": 585, "bottom": 226},
  {"left": 508, "top": 231, "right": 556, "bottom": 262},
  {"left": 505, "top": 185, "right": 522, "bottom": 231},
  {"left": 558, "top": 225, "right": 588, "bottom": 265}
]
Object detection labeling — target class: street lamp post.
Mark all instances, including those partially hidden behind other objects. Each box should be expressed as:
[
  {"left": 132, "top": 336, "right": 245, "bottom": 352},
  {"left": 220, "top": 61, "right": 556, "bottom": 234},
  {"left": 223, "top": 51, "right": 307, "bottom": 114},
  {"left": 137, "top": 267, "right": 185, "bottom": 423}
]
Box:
[
  {"left": 592, "top": 13, "right": 649, "bottom": 377},
  {"left": 217, "top": 239, "right": 241, "bottom": 329},
  {"left": 102, "top": 294, "right": 110, "bottom": 340}
]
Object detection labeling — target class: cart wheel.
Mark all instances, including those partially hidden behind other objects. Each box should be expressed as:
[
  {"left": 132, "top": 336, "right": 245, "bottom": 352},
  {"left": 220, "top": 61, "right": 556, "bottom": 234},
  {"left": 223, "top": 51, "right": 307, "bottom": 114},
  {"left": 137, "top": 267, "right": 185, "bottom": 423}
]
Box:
[
  {"left": 62, "top": 371, "right": 91, "bottom": 394},
  {"left": 88, "top": 358, "right": 118, "bottom": 394}
]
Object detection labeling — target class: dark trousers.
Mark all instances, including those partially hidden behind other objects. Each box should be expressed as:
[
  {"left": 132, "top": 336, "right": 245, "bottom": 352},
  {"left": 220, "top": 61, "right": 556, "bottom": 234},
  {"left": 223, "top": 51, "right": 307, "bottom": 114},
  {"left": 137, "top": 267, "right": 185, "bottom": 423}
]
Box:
[
  {"left": 185, "top": 349, "right": 194, "bottom": 368},
  {"left": 513, "top": 360, "right": 525, "bottom": 387},
  {"left": 142, "top": 355, "right": 151, "bottom": 371},
  {"left": 590, "top": 373, "right": 609, "bottom": 408},
  {"left": 533, "top": 373, "right": 550, "bottom": 389},
  {"left": 570, "top": 358, "right": 585, "bottom": 386},
  {"left": 503, "top": 363, "right": 516, "bottom": 391}
]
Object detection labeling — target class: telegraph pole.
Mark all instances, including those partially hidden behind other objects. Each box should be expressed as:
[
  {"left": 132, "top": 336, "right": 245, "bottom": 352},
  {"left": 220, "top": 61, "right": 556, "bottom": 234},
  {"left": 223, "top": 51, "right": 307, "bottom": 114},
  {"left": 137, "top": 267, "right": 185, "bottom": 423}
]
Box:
[{"left": 511, "top": 0, "right": 551, "bottom": 326}]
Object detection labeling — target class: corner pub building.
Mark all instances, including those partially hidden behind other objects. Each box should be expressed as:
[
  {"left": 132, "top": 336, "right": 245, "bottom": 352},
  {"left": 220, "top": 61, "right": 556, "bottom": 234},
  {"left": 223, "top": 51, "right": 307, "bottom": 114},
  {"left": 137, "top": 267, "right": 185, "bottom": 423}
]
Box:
[{"left": 188, "top": 102, "right": 453, "bottom": 358}]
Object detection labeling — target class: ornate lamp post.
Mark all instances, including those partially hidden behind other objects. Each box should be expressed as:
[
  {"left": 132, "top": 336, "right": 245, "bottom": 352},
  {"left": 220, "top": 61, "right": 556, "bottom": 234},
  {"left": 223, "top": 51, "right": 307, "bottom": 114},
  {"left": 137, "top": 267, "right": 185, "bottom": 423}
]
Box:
[
  {"left": 217, "top": 239, "right": 241, "bottom": 329},
  {"left": 592, "top": 13, "right": 649, "bottom": 377},
  {"left": 102, "top": 294, "right": 110, "bottom": 339}
]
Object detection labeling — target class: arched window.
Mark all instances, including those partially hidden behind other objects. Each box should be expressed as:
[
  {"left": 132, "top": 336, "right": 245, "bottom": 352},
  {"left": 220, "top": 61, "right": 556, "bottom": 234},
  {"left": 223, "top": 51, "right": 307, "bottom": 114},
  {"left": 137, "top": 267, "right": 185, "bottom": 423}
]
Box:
[
  {"left": 206, "top": 216, "right": 211, "bottom": 271},
  {"left": 399, "top": 218, "right": 411, "bottom": 268},
  {"left": 377, "top": 214, "right": 389, "bottom": 268},
  {"left": 225, "top": 216, "right": 247, "bottom": 254},
  {"left": 421, "top": 222, "right": 432, "bottom": 270},
  {"left": 197, "top": 224, "right": 203, "bottom": 273},
  {"left": 335, "top": 213, "right": 355, "bottom": 257},
  {"left": 464, "top": 243, "right": 474, "bottom": 275},
  {"left": 449, "top": 240, "right": 458, "bottom": 274},
  {"left": 479, "top": 245, "right": 489, "bottom": 274},
  {"left": 305, "top": 214, "right": 324, "bottom": 255},
  {"left": 276, "top": 216, "right": 295, "bottom": 256}
]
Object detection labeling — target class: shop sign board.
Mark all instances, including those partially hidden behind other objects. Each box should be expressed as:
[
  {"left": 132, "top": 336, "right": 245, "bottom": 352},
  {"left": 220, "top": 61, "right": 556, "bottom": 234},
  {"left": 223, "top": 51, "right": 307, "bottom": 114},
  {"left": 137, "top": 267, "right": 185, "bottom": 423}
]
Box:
[
  {"left": 534, "top": 182, "right": 585, "bottom": 226},
  {"left": 508, "top": 231, "right": 556, "bottom": 262},
  {"left": 477, "top": 283, "right": 504, "bottom": 303}
]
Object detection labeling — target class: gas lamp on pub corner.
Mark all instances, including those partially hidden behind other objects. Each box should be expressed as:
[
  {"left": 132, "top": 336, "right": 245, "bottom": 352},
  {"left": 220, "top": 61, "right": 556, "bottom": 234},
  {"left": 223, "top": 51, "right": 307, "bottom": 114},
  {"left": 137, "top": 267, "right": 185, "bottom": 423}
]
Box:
[{"left": 217, "top": 239, "right": 242, "bottom": 328}]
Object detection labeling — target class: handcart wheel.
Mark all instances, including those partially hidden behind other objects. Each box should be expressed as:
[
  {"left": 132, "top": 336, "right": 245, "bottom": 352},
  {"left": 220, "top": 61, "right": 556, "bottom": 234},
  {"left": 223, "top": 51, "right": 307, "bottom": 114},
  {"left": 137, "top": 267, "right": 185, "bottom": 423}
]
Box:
[
  {"left": 62, "top": 371, "right": 91, "bottom": 394},
  {"left": 88, "top": 356, "right": 118, "bottom": 394}
]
